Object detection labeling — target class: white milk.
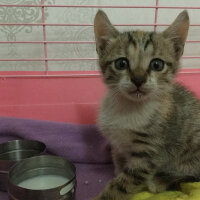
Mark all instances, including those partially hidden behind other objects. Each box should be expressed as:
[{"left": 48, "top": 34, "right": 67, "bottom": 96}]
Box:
[{"left": 18, "top": 175, "right": 71, "bottom": 190}]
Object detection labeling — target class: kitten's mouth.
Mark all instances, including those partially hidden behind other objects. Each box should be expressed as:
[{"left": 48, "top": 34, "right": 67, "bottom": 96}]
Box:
[
  {"left": 129, "top": 89, "right": 146, "bottom": 97},
  {"left": 121, "top": 88, "right": 149, "bottom": 101}
]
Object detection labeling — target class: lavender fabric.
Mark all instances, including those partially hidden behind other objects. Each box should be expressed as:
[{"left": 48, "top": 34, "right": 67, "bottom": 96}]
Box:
[{"left": 0, "top": 116, "right": 114, "bottom": 200}]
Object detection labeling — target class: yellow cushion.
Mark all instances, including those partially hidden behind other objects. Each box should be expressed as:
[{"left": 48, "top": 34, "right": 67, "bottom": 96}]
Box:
[{"left": 130, "top": 182, "right": 200, "bottom": 200}]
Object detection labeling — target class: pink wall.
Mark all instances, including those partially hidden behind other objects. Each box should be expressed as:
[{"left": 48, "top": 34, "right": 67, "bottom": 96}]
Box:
[{"left": 0, "top": 69, "right": 200, "bottom": 124}]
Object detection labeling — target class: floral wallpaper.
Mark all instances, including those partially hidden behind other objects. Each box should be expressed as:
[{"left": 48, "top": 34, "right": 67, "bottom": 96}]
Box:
[{"left": 0, "top": 0, "right": 199, "bottom": 71}]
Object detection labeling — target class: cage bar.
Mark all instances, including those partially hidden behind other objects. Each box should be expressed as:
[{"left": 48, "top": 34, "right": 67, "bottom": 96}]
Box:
[
  {"left": 41, "top": 0, "right": 48, "bottom": 74},
  {"left": 0, "top": 5, "right": 200, "bottom": 9},
  {"left": 0, "top": 23, "right": 199, "bottom": 26}
]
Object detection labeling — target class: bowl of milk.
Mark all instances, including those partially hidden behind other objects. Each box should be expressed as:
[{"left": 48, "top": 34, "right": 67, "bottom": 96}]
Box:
[
  {"left": 7, "top": 155, "right": 76, "bottom": 200},
  {"left": 0, "top": 140, "right": 46, "bottom": 191}
]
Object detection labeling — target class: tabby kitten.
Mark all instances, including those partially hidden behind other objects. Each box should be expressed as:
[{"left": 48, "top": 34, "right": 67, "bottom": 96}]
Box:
[{"left": 94, "top": 10, "right": 200, "bottom": 200}]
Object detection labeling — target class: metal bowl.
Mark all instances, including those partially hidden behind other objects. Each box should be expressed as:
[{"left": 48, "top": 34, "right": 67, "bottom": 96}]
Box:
[
  {"left": 8, "top": 155, "right": 76, "bottom": 200},
  {"left": 0, "top": 140, "right": 46, "bottom": 191}
]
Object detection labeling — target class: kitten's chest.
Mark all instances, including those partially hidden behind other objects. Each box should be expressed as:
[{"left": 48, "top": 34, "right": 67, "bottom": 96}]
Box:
[
  {"left": 99, "top": 109, "right": 149, "bottom": 130},
  {"left": 99, "top": 99, "right": 156, "bottom": 131},
  {"left": 99, "top": 111, "right": 147, "bottom": 152},
  {"left": 98, "top": 101, "right": 157, "bottom": 150}
]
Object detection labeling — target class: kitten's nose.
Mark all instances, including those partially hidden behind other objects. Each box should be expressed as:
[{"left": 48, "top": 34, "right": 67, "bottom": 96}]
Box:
[{"left": 131, "top": 77, "right": 146, "bottom": 88}]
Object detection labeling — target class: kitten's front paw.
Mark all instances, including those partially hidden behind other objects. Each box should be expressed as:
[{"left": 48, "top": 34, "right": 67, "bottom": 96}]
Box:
[{"left": 147, "top": 179, "right": 168, "bottom": 193}]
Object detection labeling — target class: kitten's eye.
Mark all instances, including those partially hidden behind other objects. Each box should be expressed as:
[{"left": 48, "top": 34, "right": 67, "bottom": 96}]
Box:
[
  {"left": 115, "top": 58, "right": 129, "bottom": 70},
  {"left": 149, "top": 58, "right": 165, "bottom": 71}
]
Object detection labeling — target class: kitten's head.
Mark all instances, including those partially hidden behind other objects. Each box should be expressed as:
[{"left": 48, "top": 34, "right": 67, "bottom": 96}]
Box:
[{"left": 94, "top": 10, "right": 189, "bottom": 102}]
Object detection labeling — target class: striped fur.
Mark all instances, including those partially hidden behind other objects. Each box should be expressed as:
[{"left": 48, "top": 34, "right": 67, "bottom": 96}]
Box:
[{"left": 93, "top": 10, "right": 200, "bottom": 200}]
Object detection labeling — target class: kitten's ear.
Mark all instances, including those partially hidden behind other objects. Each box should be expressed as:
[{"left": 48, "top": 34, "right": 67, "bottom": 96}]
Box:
[
  {"left": 94, "top": 10, "right": 119, "bottom": 54},
  {"left": 163, "top": 10, "right": 189, "bottom": 59}
]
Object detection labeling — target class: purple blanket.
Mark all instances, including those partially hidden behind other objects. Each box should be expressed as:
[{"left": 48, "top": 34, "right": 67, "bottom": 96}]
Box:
[{"left": 0, "top": 116, "right": 114, "bottom": 200}]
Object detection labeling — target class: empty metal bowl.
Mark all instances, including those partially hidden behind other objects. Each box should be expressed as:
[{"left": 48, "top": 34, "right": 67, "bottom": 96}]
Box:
[
  {"left": 0, "top": 140, "right": 46, "bottom": 191},
  {"left": 7, "top": 155, "right": 76, "bottom": 200}
]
